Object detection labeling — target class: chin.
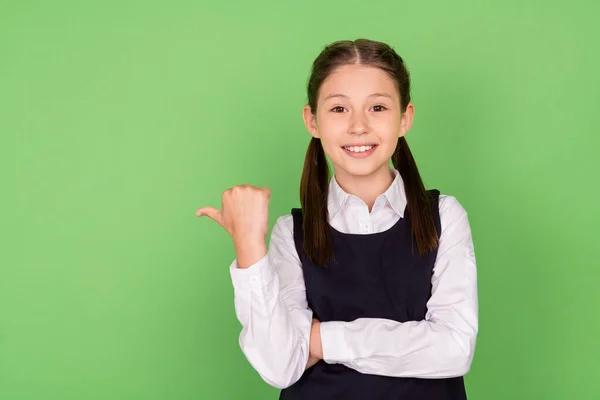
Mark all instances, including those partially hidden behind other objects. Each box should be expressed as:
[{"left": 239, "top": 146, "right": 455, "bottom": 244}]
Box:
[{"left": 336, "top": 161, "right": 389, "bottom": 178}]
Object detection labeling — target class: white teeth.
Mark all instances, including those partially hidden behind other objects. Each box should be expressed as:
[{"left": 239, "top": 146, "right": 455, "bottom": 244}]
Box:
[{"left": 344, "top": 145, "right": 374, "bottom": 153}]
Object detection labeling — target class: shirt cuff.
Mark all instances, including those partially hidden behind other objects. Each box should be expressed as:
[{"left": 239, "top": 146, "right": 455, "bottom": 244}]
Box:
[
  {"left": 320, "top": 320, "right": 352, "bottom": 363},
  {"left": 229, "top": 254, "right": 275, "bottom": 294}
]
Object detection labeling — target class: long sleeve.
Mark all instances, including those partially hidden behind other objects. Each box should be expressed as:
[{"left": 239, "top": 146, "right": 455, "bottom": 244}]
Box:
[
  {"left": 229, "top": 215, "right": 312, "bottom": 389},
  {"left": 319, "top": 195, "right": 478, "bottom": 378}
]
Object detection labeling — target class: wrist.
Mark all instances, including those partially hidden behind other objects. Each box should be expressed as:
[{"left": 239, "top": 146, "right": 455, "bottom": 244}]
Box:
[{"left": 233, "top": 238, "right": 267, "bottom": 269}]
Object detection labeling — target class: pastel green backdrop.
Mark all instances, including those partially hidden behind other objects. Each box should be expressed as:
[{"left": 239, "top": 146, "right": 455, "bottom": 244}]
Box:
[{"left": 1, "top": 1, "right": 598, "bottom": 399}]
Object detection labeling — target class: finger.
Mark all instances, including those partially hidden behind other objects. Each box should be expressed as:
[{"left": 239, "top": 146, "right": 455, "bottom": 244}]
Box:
[{"left": 196, "top": 207, "right": 224, "bottom": 227}]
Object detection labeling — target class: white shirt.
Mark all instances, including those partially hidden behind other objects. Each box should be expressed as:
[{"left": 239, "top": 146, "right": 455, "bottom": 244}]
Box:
[{"left": 229, "top": 169, "right": 478, "bottom": 389}]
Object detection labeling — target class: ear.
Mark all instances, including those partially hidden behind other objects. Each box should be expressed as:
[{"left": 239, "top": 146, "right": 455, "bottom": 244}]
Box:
[
  {"left": 302, "top": 104, "right": 320, "bottom": 138},
  {"left": 399, "top": 102, "right": 415, "bottom": 138}
]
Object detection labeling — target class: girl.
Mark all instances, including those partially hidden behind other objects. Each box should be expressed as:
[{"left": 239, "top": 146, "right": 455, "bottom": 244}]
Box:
[{"left": 197, "top": 38, "right": 478, "bottom": 399}]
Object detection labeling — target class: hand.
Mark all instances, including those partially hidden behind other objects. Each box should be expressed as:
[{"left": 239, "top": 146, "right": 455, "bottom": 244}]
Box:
[
  {"left": 309, "top": 318, "right": 323, "bottom": 360},
  {"left": 306, "top": 319, "right": 322, "bottom": 370},
  {"left": 305, "top": 355, "right": 319, "bottom": 370},
  {"left": 196, "top": 184, "right": 271, "bottom": 240},
  {"left": 197, "top": 185, "right": 271, "bottom": 268}
]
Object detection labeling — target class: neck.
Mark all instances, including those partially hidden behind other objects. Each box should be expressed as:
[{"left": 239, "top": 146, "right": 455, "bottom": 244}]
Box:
[{"left": 333, "top": 165, "right": 395, "bottom": 211}]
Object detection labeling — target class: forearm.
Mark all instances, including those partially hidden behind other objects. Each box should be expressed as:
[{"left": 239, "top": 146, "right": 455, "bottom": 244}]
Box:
[
  {"left": 231, "top": 256, "right": 313, "bottom": 388},
  {"left": 320, "top": 315, "right": 477, "bottom": 378}
]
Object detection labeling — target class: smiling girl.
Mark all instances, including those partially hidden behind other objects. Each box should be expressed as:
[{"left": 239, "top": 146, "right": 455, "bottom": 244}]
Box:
[{"left": 198, "top": 38, "right": 478, "bottom": 399}]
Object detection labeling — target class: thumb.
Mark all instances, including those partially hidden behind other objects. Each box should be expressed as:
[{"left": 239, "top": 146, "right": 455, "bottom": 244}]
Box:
[{"left": 196, "top": 207, "right": 224, "bottom": 228}]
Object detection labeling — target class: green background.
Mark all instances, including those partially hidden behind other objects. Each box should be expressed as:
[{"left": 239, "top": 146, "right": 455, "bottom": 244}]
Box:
[{"left": 2, "top": 1, "right": 599, "bottom": 399}]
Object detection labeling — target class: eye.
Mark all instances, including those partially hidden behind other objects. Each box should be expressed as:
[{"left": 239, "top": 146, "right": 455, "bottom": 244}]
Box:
[
  {"left": 371, "top": 105, "right": 387, "bottom": 112},
  {"left": 330, "top": 106, "right": 346, "bottom": 113}
]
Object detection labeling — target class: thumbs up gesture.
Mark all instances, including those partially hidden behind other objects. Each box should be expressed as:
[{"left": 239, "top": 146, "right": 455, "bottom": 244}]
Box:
[{"left": 197, "top": 185, "right": 271, "bottom": 268}]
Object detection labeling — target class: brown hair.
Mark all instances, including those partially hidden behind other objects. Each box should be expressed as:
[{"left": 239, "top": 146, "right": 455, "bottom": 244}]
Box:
[{"left": 300, "top": 38, "right": 438, "bottom": 266}]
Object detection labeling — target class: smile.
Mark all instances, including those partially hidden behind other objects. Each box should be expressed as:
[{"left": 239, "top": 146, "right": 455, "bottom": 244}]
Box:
[
  {"left": 342, "top": 145, "right": 376, "bottom": 153},
  {"left": 341, "top": 144, "right": 378, "bottom": 158}
]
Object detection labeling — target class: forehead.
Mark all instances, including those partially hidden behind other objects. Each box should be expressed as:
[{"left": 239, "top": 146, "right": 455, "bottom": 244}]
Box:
[{"left": 319, "top": 64, "right": 398, "bottom": 98}]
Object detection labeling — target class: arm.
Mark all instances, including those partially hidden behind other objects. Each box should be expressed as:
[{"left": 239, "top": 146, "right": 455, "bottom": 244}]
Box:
[
  {"left": 318, "top": 195, "right": 478, "bottom": 378},
  {"left": 229, "top": 215, "right": 315, "bottom": 388}
]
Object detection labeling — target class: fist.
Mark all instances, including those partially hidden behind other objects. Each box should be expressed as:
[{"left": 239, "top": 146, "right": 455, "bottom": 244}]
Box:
[{"left": 196, "top": 184, "right": 271, "bottom": 242}]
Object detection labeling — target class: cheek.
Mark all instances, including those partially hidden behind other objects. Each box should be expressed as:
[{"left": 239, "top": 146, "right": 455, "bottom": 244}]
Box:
[
  {"left": 372, "top": 115, "right": 401, "bottom": 132},
  {"left": 317, "top": 119, "right": 347, "bottom": 141},
  {"left": 316, "top": 131, "right": 345, "bottom": 159},
  {"left": 320, "top": 136, "right": 341, "bottom": 154},
  {"left": 317, "top": 113, "right": 343, "bottom": 130}
]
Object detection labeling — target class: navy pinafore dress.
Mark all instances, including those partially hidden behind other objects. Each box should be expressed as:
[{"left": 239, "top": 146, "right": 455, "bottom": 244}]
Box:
[{"left": 279, "top": 189, "right": 467, "bottom": 400}]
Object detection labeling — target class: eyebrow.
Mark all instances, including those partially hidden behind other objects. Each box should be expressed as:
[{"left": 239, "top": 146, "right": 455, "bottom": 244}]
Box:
[{"left": 323, "top": 93, "right": 394, "bottom": 101}]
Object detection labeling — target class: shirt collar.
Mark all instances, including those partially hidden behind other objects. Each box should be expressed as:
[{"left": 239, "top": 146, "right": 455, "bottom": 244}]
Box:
[{"left": 328, "top": 168, "right": 407, "bottom": 219}]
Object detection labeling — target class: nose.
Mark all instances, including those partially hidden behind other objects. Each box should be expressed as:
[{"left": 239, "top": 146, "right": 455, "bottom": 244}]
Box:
[{"left": 349, "top": 110, "right": 368, "bottom": 135}]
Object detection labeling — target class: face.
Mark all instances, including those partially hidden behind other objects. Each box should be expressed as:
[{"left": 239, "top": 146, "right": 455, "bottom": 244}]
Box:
[{"left": 303, "top": 64, "right": 414, "bottom": 181}]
